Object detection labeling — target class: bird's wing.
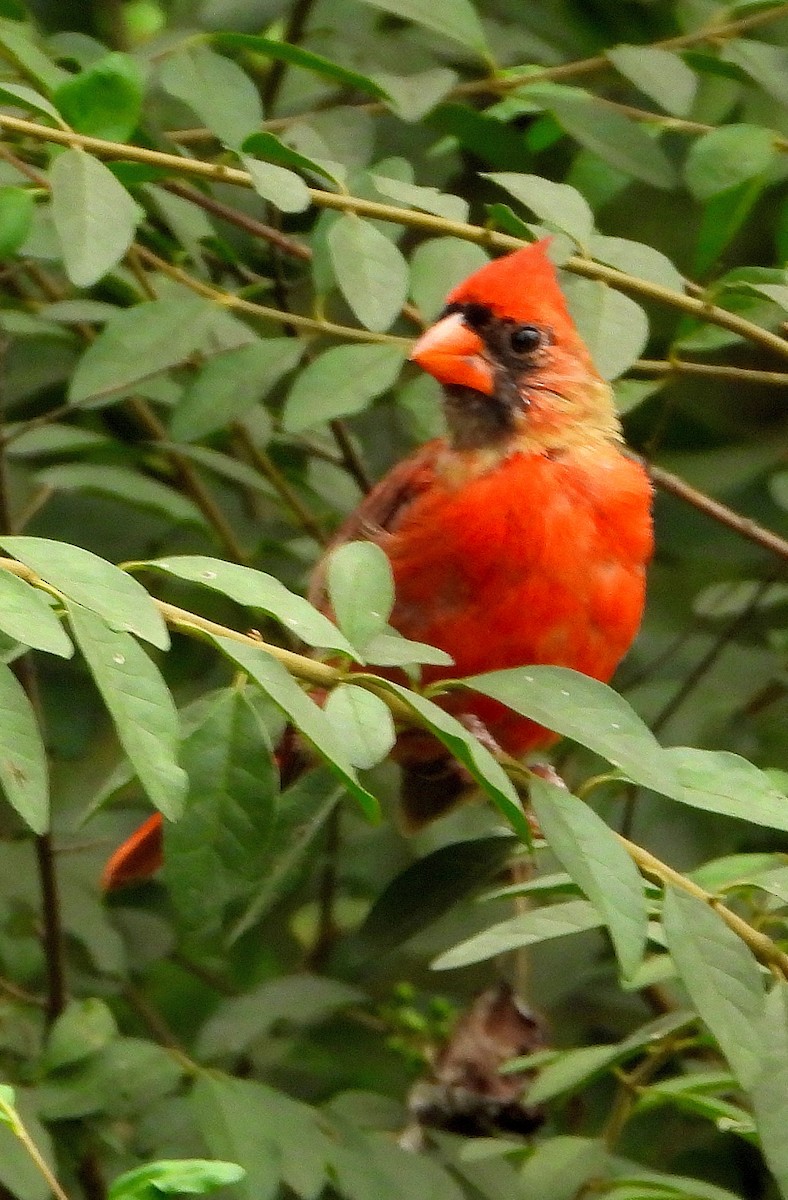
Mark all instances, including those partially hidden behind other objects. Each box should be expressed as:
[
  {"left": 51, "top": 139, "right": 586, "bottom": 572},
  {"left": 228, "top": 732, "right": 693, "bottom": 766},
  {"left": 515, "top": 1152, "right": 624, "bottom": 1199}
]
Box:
[{"left": 308, "top": 439, "right": 443, "bottom": 608}]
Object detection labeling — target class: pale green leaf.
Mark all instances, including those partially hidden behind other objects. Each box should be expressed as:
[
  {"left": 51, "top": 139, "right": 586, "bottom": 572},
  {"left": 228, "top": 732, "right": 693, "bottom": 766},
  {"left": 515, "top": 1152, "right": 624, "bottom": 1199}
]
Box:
[
  {"left": 159, "top": 44, "right": 262, "bottom": 147},
  {"left": 607, "top": 45, "right": 697, "bottom": 116},
  {"left": 327, "top": 214, "right": 409, "bottom": 332},
  {"left": 324, "top": 684, "right": 396, "bottom": 769},
  {"left": 0, "top": 569, "right": 73, "bottom": 657},
  {"left": 519, "top": 1137, "right": 607, "bottom": 1200},
  {"left": 68, "top": 603, "right": 187, "bottom": 819},
  {"left": 433, "top": 898, "right": 603, "bottom": 969},
  {"left": 751, "top": 981, "right": 788, "bottom": 1199},
  {"left": 355, "top": 0, "right": 489, "bottom": 56},
  {"left": 684, "top": 124, "right": 775, "bottom": 201},
  {"left": 409, "top": 237, "right": 489, "bottom": 321},
  {"left": 325, "top": 540, "right": 394, "bottom": 651},
  {"left": 282, "top": 343, "right": 405, "bottom": 432},
  {"left": 0, "top": 536, "right": 168, "bottom": 650},
  {"left": 242, "top": 154, "right": 310, "bottom": 213},
  {"left": 0, "top": 661, "right": 48, "bottom": 833},
  {"left": 483, "top": 172, "right": 594, "bottom": 244},
  {"left": 50, "top": 149, "right": 143, "bottom": 288},
  {"left": 370, "top": 174, "right": 468, "bottom": 222},
  {"left": 561, "top": 276, "right": 649, "bottom": 379},
  {"left": 661, "top": 888, "right": 764, "bottom": 1088}
]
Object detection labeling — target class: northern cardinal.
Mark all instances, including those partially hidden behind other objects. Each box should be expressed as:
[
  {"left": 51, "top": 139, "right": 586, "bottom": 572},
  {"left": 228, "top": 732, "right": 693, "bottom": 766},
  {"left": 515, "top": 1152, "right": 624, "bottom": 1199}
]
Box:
[{"left": 102, "top": 240, "right": 652, "bottom": 890}]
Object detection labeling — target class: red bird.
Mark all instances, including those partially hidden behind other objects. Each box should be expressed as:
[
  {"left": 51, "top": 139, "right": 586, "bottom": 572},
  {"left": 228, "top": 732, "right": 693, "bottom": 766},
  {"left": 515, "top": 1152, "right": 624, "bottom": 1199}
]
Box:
[{"left": 102, "top": 240, "right": 653, "bottom": 889}]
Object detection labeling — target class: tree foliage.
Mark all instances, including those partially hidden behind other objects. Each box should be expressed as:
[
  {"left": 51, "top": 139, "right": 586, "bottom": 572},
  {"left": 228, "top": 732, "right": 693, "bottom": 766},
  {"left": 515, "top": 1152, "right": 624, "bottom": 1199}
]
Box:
[{"left": 0, "top": 1, "right": 787, "bottom": 1198}]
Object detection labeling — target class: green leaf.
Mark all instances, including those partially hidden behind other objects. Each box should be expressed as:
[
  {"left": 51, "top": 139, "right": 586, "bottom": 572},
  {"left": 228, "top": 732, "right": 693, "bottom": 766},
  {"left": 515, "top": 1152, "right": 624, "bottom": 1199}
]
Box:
[
  {"left": 214, "top": 33, "right": 391, "bottom": 100},
  {"left": 44, "top": 998, "right": 117, "bottom": 1071},
  {"left": 326, "top": 541, "right": 394, "bottom": 651},
  {"left": 241, "top": 154, "right": 310, "bottom": 213},
  {"left": 355, "top": 0, "right": 489, "bottom": 57},
  {"left": 693, "top": 177, "right": 764, "bottom": 275},
  {"left": 0, "top": 1088, "right": 55, "bottom": 1200},
  {"left": 361, "top": 630, "right": 453, "bottom": 669},
  {"left": 327, "top": 214, "right": 409, "bottom": 332},
  {"left": 433, "top": 898, "right": 604, "bottom": 969},
  {"left": 324, "top": 684, "right": 396, "bottom": 769},
  {"left": 409, "top": 238, "right": 490, "bottom": 322},
  {"left": 139, "top": 555, "right": 356, "bottom": 657},
  {"left": 67, "top": 603, "right": 187, "bottom": 819},
  {"left": 527, "top": 85, "right": 677, "bottom": 189},
  {"left": 0, "top": 661, "right": 48, "bottom": 833},
  {"left": 0, "top": 80, "right": 64, "bottom": 124},
  {"left": 109, "top": 1160, "right": 246, "bottom": 1200},
  {"left": 525, "top": 1010, "right": 694, "bottom": 1104},
  {"left": 211, "top": 637, "right": 379, "bottom": 819},
  {"left": 171, "top": 339, "right": 303, "bottom": 442},
  {"left": 351, "top": 835, "right": 515, "bottom": 962},
  {"left": 282, "top": 343, "right": 405, "bottom": 433},
  {"left": 751, "top": 981, "right": 788, "bottom": 1200},
  {"left": 50, "top": 149, "right": 143, "bottom": 288},
  {"left": 722, "top": 38, "right": 788, "bottom": 107},
  {"left": 519, "top": 1137, "right": 607, "bottom": 1200},
  {"left": 0, "top": 187, "right": 34, "bottom": 257},
  {"left": 483, "top": 172, "right": 594, "bottom": 244},
  {"left": 661, "top": 888, "right": 764, "bottom": 1088},
  {"left": 68, "top": 296, "right": 218, "bottom": 406},
  {"left": 372, "top": 677, "right": 528, "bottom": 837},
  {"left": 54, "top": 52, "right": 143, "bottom": 141},
  {"left": 0, "top": 536, "right": 168, "bottom": 650},
  {"left": 197, "top": 974, "right": 363, "bottom": 1059},
  {"left": 530, "top": 778, "right": 648, "bottom": 978},
  {"left": 242, "top": 131, "right": 341, "bottom": 188},
  {"left": 35, "top": 463, "right": 203, "bottom": 526},
  {"left": 164, "top": 688, "right": 277, "bottom": 944},
  {"left": 661, "top": 747, "right": 788, "bottom": 833},
  {"left": 374, "top": 67, "right": 457, "bottom": 122},
  {"left": 159, "top": 45, "right": 262, "bottom": 147},
  {"left": 465, "top": 667, "right": 677, "bottom": 796},
  {"left": 370, "top": 174, "right": 468, "bottom": 222},
  {"left": 0, "top": 569, "right": 72, "bottom": 657},
  {"left": 684, "top": 124, "right": 775, "bottom": 202},
  {"left": 192, "top": 1074, "right": 325, "bottom": 1200},
  {"left": 229, "top": 767, "right": 344, "bottom": 942},
  {"left": 561, "top": 277, "right": 648, "bottom": 379},
  {"left": 590, "top": 235, "right": 684, "bottom": 292},
  {"left": 0, "top": 25, "right": 69, "bottom": 92},
  {"left": 607, "top": 45, "right": 697, "bottom": 116}
]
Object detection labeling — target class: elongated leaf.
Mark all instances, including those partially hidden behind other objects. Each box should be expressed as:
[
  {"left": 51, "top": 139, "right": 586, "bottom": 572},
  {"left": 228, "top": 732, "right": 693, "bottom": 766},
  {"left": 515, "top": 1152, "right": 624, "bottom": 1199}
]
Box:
[
  {"left": 0, "top": 537, "right": 168, "bottom": 650},
  {"left": 661, "top": 747, "right": 788, "bottom": 832},
  {"left": 370, "top": 174, "right": 468, "bottom": 222},
  {"left": 433, "top": 898, "right": 604, "bottom": 969},
  {"left": 607, "top": 45, "right": 697, "bottom": 116},
  {"left": 211, "top": 637, "right": 378, "bottom": 819},
  {"left": 374, "top": 67, "right": 457, "bottom": 122},
  {"left": 530, "top": 778, "right": 647, "bottom": 978},
  {"left": 108, "top": 1160, "right": 246, "bottom": 1200},
  {"left": 722, "top": 38, "right": 788, "bottom": 108},
  {"left": 35, "top": 463, "right": 203, "bottom": 526},
  {"left": 0, "top": 569, "right": 72, "bottom": 657},
  {"left": 164, "top": 688, "right": 277, "bottom": 944},
  {"left": 197, "top": 974, "right": 363, "bottom": 1060},
  {"left": 327, "top": 214, "right": 409, "bottom": 332},
  {"left": 465, "top": 666, "right": 677, "bottom": 796},
  {"left": 68, "top": 604, "right": 187, "bottom": 819},
  {"left": 590, "top": 234, "right": 684, "bottom": 292},
  {"left": 172, "top": 339, "right": 303, "bottom": 442},
  {"left": 139, "top": 555, "right": 355, "bottom": 657},
  {"left": 50, "top": 149, "right": 143, "bottom": 288},
  {"left": 351, "top": 835, "right": 514, "bottom": 963},
  {"left": 483, "top": 172, "right": 594, "bottom": 244},
  {"left": 242, "top": 131, "right": 341, "bottom": 188},
  {"left": 326, "top": 541, "right": 393, "bottom": 651},
  {"left": 214, "top": 33, "right": 391, "bottom": 99},
  {"left": 282, "top": 343, "right": 405, "bottom": 432},
  {"left": 356, "top": 0, "right": 489, "bottom": 56},
  {"left": 0, "top": 80, "right": 64, "bottom": 123},
  {"left": 0, "top": 661, "right": 48, "bottom": 833},
  {"left": 525, "top": 1010, "right": 694, "bottom": 1104},
  {"left": 409, "top": 238, "right": 490, "bottom": 321},
  {"left": 230, "top": 767, "right": 344, "bottom": 943},
  {"left": 371, "top": 677, "right": 528, "bottom": 838},
  {"left": 324, "top": 685, "right": 395, "bottom": 769},
  {"left": 661, "top": 888, "right": 764, "bottom": 1088},
  {"left": 751, "top": 981, "right": 788, "bottom": 1200},
  {"left": 159, "top": 44, "right": 262, "bottom": 147},
  {"left": 69, "top": 296, "right": 217, "bottom": 406}
]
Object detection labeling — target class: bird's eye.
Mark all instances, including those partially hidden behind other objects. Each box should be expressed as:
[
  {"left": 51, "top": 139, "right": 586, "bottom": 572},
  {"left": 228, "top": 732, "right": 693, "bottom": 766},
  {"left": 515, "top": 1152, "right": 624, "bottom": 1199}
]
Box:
[{"left": 509, "top": 324, "right": 543, "bottom": 354}]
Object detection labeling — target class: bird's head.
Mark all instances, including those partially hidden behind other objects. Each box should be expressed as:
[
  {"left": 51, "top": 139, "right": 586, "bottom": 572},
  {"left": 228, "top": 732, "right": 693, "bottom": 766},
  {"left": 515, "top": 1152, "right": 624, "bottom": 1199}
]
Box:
[{"left": 410, "top": 240, "right": 621, "bottom": 456}]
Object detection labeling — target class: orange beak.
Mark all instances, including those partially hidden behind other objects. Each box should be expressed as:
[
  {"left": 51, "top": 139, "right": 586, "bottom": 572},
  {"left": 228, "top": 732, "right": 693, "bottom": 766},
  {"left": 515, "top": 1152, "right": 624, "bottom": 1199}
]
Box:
[{"left": 410, "top": 312, "right": 495, "bottom": 396}]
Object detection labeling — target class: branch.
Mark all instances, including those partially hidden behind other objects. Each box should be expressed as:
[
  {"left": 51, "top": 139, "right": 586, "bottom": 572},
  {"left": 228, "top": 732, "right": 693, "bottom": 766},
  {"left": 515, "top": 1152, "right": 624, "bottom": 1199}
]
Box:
[
  {"left": 633, "top": 359, "right": 788, "bottom": 388},
  {"left": 2, "top": 114, "right": 787, "bottom": 361}
]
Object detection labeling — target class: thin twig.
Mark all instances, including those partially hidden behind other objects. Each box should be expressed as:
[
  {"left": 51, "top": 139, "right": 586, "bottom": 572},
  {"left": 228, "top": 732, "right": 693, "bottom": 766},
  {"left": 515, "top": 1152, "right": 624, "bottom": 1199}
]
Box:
[
  {"left": 632, "top": 359, "right": 788, "bottom": 387},
  {"left": 0, "top": 1094, "right": 70, "bottom": 1200},
  {"left": 329, "top": 419, "right": 373, "bottom": 493},
  {"left": 263, "top": 0, "right": 320, "bottom": 111},
  {"left": 233, "top": 421, "right": 328, "bottom": 544},
  {"left": 163, "top": 180, "right": 311, "bottom": 260},
  {"left": 2, "top": 114, "right": 787, "bottom": 361}
]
